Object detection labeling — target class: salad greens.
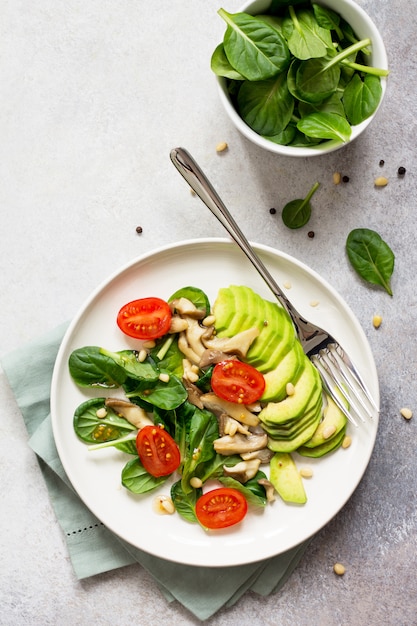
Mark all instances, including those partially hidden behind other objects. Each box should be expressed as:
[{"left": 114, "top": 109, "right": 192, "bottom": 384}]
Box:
[
  {"left": 211, "top": 1, "right": 389, "bottom": 147},
  {"left": 346, "top": 228, "right": 395, "bottom": 296}
]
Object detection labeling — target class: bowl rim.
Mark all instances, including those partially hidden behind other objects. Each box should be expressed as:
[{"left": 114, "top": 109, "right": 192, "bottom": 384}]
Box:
[{"left": 216, "top": 0, "right": 388, "bottom": 157}]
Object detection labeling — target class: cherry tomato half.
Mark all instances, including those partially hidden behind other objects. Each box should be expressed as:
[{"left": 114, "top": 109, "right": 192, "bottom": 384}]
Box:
[
  {"left": 195, "top": 487, "right": 248, "bottom": 529},
  {"left": 117, "top": 297, "right": 172, "bottom": 340},
  {"left": 211, "top": 360, "right": 265, "bottom": 405},
  {"left": 136, "top": 425, "right": 181, "bottom": 477}
]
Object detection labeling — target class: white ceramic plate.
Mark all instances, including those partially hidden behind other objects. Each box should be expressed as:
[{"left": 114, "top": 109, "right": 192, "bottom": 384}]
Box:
[{"left": 51, "top": 238, "right": 379, "bottom": 567}]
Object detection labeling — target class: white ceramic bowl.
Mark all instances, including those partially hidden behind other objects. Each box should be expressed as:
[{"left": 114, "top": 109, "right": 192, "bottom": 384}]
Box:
[{"left": 216, "top": 0, "right": 388, "bottom": 157}]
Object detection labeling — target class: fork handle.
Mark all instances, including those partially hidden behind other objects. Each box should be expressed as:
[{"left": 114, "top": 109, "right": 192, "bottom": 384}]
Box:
[{"left": 170, "top": 147, "right": 314, "bottom": 342}]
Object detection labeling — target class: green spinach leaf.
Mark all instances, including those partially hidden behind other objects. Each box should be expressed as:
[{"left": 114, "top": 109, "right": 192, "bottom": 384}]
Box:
[
  {"left": 219, "top": 472, "right": 268, "bottom": 507},
  {"left": 281, "top": 181, "right": 320, "bottom": 228},
  {"left": 126, "top": 372, "right": 187, "bottom": 410},
  {"left": 168, "top": 285, "right": 211, "bottom": 316},
  {"left": 297, "top": 112, "right": 351, "bottom": 142},
  {"left": 237, "top": 74, "right": 294, "bottom": 135},
  {"left": 219, "top": 9, "right": 290, "bottom": 81},
  {"left": 286, "top": 6, "right": 332, "bottom": 60},
  {"left": 210, "top": 43, "right": 245, "bottom": 80},
  {"left": 121, "top": 457, "right": 167, "bottom": 494},
  {"left": 346, "top": 228, "right": 395, "bottom": 296},
  {"left": 171, "top": 480, "right": 201, "bottom": 524},
  {"left": 342, "top": 74, "right": 382, "bottom": 125},
  {"left": 68, "top": 346, "right": 127, "bottom": 388},
  {"left": 312, "top": 3, "right": 343, "bottom": 40}
]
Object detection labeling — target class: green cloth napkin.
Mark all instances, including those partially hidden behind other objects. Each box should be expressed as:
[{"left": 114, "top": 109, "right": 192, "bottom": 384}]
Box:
[{"left": 1, "top": 324, "right": 310, "bottom": 621}]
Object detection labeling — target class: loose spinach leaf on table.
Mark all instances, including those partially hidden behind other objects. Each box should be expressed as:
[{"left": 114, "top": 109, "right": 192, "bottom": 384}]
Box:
[
  {"left": 281, "top": 181, "right": 320, "bottom": 228},
  {"left": 346, "top": 228, "right": 395, "bottom": 296}
]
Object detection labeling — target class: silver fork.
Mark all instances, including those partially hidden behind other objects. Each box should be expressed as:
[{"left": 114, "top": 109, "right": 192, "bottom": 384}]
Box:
[{"left": 170, "top": 147, "right": 379, "bottom": 426}]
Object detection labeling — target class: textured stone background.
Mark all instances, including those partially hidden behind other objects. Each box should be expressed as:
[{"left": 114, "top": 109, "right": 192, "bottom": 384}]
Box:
[{"left": 1, "top": 1, "right": 416, "bottom": 624}]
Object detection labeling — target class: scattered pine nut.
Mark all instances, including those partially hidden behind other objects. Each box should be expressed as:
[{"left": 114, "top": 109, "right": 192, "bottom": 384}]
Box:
[
  {"left": 216, "top": 142, "right": 228, "bottom": 153},
  {"left": 190, "top": 477, "right": 203, "bottom": 489},
  {"left": 159, "top": 372, "right": 170, "bottom": 383},
  {"left": 96, "top": 407, "right": 107, "bottom": 418},
  {"left": 333, "top": 563, "right": 346, "bottom": 576},
  {"left": 283, "top": 281, "right": 292, "bottom": 289},
  {"left": 310, "top": 300, "right": 319, "bottom": 307},
  {"left": 400, "top": 407, "right": 413, "bottom": 420},
  {"left": 333, "top": 172, "right": 341, "bottom": 185},
  {"left": 300, "top": 467, "right": 313, "bottom": 478},
  {"left": 342, "top": 435, "right": 352, "bottom": 449},
  {"left": 323, "top": 425, "right": 337, "bottom": 439},
  {"left": 153, "top": 495, "right": 175, "bottom": 515},
  {"left": 372, "top": 315, "right": 382, "bottom": 329},
  {"left": 286, "top": 382, "right": 295, "bottom": 396},
  {"left": 374, "top": 176, "right": 388, "bottom": 187}
]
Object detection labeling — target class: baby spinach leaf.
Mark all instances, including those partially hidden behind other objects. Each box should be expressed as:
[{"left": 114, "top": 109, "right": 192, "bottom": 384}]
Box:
[
  {"left": 100, "top": 348, "right": 159, "bottom": 383},
  {"left": 312, "top": 3, "right": 343, "bottom": 40},
  {"left": 210, "top": 43, "right": 245, "bottom": 80},
  {"left": 297, "top": 112, "right": 351, "bottom": 142},
  {"left": 346, "top": 228, "right": 395, "bottom": 296},
  {"left": 296, "top": 56, "right": 341, "bottom": 103},
  {"left": 298, "top": 91, "right": 345, "bottom": 119},
  {"left": 126, "top": 373, "right": 187, "bottom": 410},
  {"left": 281, "top": 181, "right": 320, "bottom": 229},
  {"left": 73, "top": 397, "right": 136, "bottom": 445},
  {"left": 171, "top": 480, "right": 201, "bottom": 524},
  {"left": 181, "top": 407, "right": 219, "bottom": 494},
  {"left": 263, "top": 124, "right": 296, "bottom": 146},
  {"left": 219, "top": 472, "right": 268, "bottom": 507},
  {"left": 69, "top": 346, "right": 127, "bottom": 388},
  {"left": 237, "top": 74, "right": 294, "bottom": 136},
  {"left": 286, "top": 6, "right": 332, "bottom": 60},
  {"left": 342, "top": 74, "right": 382, "bottom": 125},
  {"left": 219, "top": 9, "right": 290, "bottom": 81},
  {"left": 121, "top": 458, "right": 167, "bottom": 494}
]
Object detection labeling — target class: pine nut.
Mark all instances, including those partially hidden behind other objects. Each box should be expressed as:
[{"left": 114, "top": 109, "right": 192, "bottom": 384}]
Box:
[
  {"left": 374, "top": 176, "right": 388, "bottom": 187},
  {"left": 333, "top": 172, "right": 341, "bottom": 185},
  {"left": 323, "top": 425, "right": 337, "bottom": 439},
  {"left": 333, "top": 562, "right": 345, "bottom": 576},
  {"left": 286, "top": 382, "right": 295, "bottom": 396},
  {"left": 400, "top": 407, "right": 413, "bottom": 420},
  {"left": 138, "top": 349, "right": 148, "bottom": 362},
  {"left": 309, "top": 300, "right": 319, "bottom": 307},
  {"left": 159, "top": 373, "right": 170, "bottom": 383},
  {"left": 300, "top": 467, "right": 313, "bottom": 478},
  {"left": 342, "top": 435, "right": 352, "bottom": 449},
  {"left": 153, "top": 495, "right": 175, "bottom": 515},
  {"left": 283, "top": 281, "right": 292, "bottom": 289},
  {"left": 95, "top": 407, "right": 107, "bottom": 418},
  {"left": 216, "top": 141, "right": 228, "bottom": 153},
  {"left": 372, "top": 315, "right": 382, "bottom": 328},
  {"left": 190, "top": 477, "right": 203, "bottom": 489}
]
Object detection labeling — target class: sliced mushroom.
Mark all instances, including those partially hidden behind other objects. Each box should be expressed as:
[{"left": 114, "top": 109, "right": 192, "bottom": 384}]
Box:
[
  {"left": 240, "top": 447, "right": 275, "bottom": 463},
  {"left": 170, "top": 297, "right": 206, "bottom": 319},
  {"left": 105, "top": 398, "right": 153, "bottom": 429},
  {"left": 184, "top": 318, "right": 207, "bottom": 359},
  {"left": 200, "top": 392, "right": 260, "bottom": 427},
  {"left": 182, "top": 378, "right": 204, "bottom": 410},
  {"left": 258, "top": 478, "right": 276, "bottom": 503},
  {"left": 213, "top": 432, "right": 268, "bottom": 455},
  {"left": 203, "top": 327, "right": 260, "bottom": 359},
  {"left": 199, "top": 349, "right": 235, "bottom": 368},
  {"left": 219, "top": 414, "right": 251, "bottom": 437},
  {"left": 223, "top": 459, "right": 261, "bottom": 483},
  {"left": 169, "top": 316, "right": 189, "bottom": 333},
  {"left": 178, "top": 332, "right": 201, "bottom": 364}
]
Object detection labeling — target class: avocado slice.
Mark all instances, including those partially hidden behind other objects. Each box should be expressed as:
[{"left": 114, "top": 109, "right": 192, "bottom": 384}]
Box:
[
  {"left": 267, "top": 406, "right": 323, "bottom": 452},
  {"left": 302, "top": 394, "right": 348, "bottom": 448},
  {"left": 248, "top": 300, "right": 296, "bottom": 372},
  {"left": 258, "top": 360, "right": 321, "bottom": 425},
  {"left": 263, "top": 394, "right": 323, "bottom": 439},
  {"left": 212, "top": 287, "right": 236, "bottom": 333},
  {"left": 269, "top": 452, "right": 307, "bottom": 504},
  {"left": 297, "top": 424, "right": 347, "bottom": 458},
  {"left": 261, "top": 341, "right": 306, "bottom": 402}
]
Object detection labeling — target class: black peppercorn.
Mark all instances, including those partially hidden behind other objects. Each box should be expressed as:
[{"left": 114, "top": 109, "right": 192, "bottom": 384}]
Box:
[
  {"left": 269, "top": 208, "right": 276, "bottom": 214},
  {"left": 342, "top": 175, "right": 350, "bottom": 183},
  {"left": 379, "top": 159, "right": 385, "bottom": 167},
  {"left": 136, "top": 226, "right": 143, "bottom": 234},
  {"left": 308, "top": 231, "right": 315, "bottom": 238},
  {"left": 398, "top": 166, "right": 406, "bottom": 176}
]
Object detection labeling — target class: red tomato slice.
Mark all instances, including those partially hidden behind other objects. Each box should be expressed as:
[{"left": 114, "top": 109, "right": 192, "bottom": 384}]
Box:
[
  {"left": 117, "top": 297, "right": 172, "bottom": 340},
  {"left": 211, "top": 360, "right": 265, "bottom": 404},
  {"left": 136, "top": 425, "right": 181, "bottom": 477},
  {"left": 195, "top": 487, "right": 248, "bottom": 529}
]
